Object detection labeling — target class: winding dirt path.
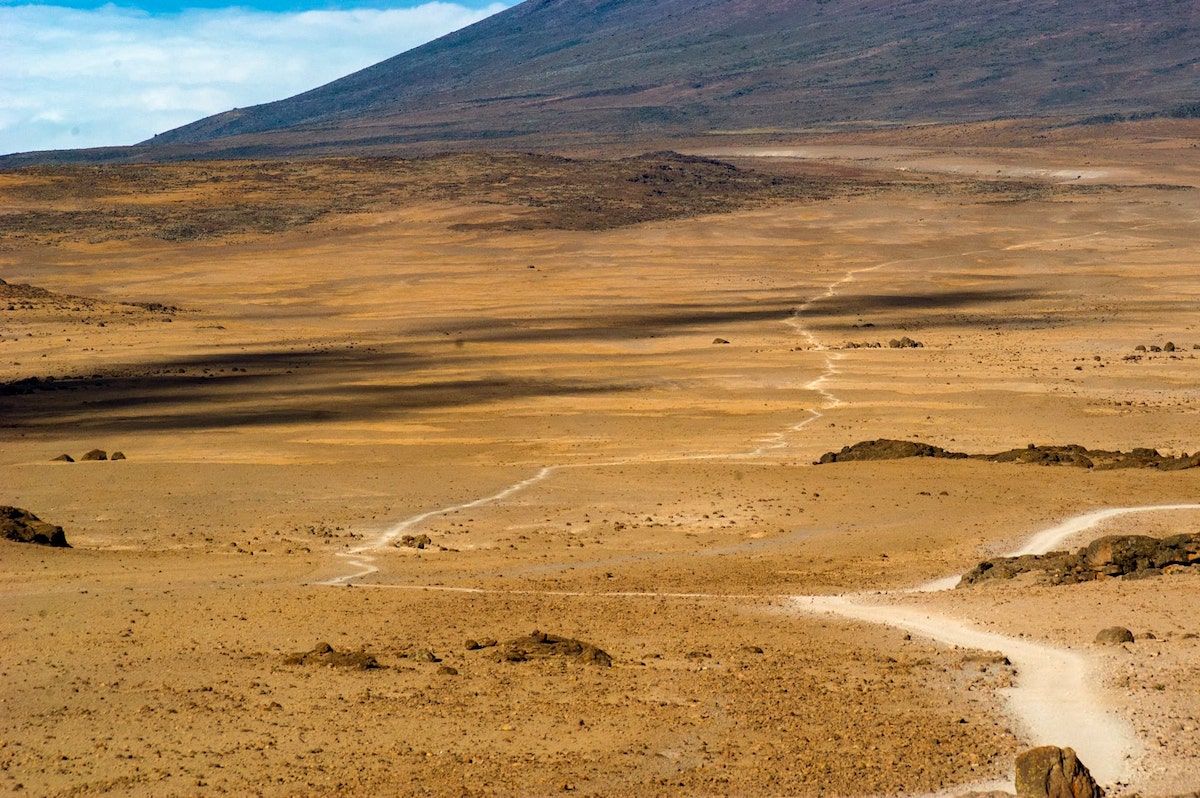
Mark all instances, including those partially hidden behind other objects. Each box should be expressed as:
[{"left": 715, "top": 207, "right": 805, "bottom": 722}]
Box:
[
  {"left": 318, "top": 216, "right": 1200, "bottom": 792},
  {"left": 798, "top": 503, "right": 1200, "bottom": 789}
]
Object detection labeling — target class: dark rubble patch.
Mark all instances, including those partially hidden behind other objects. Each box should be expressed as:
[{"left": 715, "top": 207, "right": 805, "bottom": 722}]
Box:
[
  {"left": 1, "top": 506, "right": 70, "bottom": 547},
  {"left": 491, "top": 630, "right": 612, "bottom": 667},
  {"left": 283, "top": 642, "right": 382, "bottom": 670}
]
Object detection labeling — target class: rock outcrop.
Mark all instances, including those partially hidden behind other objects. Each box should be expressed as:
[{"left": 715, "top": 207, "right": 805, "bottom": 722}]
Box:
[
  {"left": 815, "top": 440, "right": 1200, "bottom": 471},
  {"left": 957, "top": 533, "right": 1200, "bottom": 587},
  {"left": 493, "top": 630, "right": 612, "bottom": 667},
  {"left": 816, "top": 439, "right": 968, "bottom": 464},
  {"left": 1, "top": 506, "right": 70, "bottom": 547},
  {"left": 1014, "top": 746, "right": 1103, "bottom": 798}
]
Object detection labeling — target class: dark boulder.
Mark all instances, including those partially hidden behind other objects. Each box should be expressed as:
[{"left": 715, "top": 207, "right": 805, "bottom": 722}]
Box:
[
  {"left": 1094, "top": 627, "right": 1135, "bottom": 645},
  {"left": 1, "top": 506, "right": 70, "bottom": 547}
]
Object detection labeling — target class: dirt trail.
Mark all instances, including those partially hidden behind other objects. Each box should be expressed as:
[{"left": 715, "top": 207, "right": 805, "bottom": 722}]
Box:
[
  {"left": 798, "top": 503, "right": 1200, "bottom": 790},
  {"left": 316, "top": 215, "right": 1200, "bottom": 793}
]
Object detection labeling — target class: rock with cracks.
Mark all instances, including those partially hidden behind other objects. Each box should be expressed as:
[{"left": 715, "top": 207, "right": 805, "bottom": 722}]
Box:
[{"left": 1014, "top": 746, "right": 1103, "bottom": 798}]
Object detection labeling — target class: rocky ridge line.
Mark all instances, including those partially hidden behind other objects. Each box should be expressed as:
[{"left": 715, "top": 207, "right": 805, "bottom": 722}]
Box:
[{"left": 816, "top": 440, "right": 1200, "bottom": 471}]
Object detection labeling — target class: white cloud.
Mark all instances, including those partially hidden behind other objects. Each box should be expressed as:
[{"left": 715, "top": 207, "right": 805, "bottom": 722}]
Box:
[{"left": 0, "top": 2, "right": 511, "bottom": 155}]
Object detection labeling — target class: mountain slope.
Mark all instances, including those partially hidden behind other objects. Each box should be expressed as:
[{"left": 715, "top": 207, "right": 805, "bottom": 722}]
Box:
[{"left": 11, "top": 0, "right": 1200, "bottom": 162}]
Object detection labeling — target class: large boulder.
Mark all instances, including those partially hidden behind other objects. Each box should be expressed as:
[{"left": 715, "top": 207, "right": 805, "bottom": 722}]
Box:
[
  {"left": 1015, "top": 746, "right": 1103, "bottom": 798},
  {"left": 1, "top": 506, "right": 70, "bottom": 547}
]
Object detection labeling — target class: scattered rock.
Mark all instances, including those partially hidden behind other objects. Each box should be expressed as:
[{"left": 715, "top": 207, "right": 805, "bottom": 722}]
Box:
[
  {"left": 492, "top": 630, "right": 612, "bottom": 667},
  {"left": 410, "top": 649, "right": 441, "bottom": 663},
  {"left": 79, "top": 449, "right": 108, "bottom": 461},
  {"left": 437, "top": 665, "right": 459, "bottom": 676},
  {"left": 110, "top": 451, "right": 126, "bottom": 461},
  {"left": 712, "top": 337, "right": 730, "bottom": 345},
  {"left": 397, "top": 534, "right": 432, "bottom": 549},
  {"left": 52, "top": 453, "right": 74, "bottom": 463},
  {"left": 1094, "top": 627, "right": 1135, "bottom": 645},
  {"left": 1, "top": 506, "right": 70, "bottom": 547},
  {"left": 888, "top": 336, "right": 923, "bottom": 348},
  {"left": 284, "top": 642, "right": 381, "bottom": 669},
  {"left": 1014, "top": 745, "right": 1102, "bottom": 798}
]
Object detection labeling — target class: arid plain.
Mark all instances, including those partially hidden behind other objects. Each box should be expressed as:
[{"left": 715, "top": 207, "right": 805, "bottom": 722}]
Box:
[{"left": 3, "top": 123, "right": 1200, "bottom": 796}]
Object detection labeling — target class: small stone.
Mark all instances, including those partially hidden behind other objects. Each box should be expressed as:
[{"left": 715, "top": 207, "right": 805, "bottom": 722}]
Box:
[{"left": 1094, "top": 626, "right": 1134, "bottom": 644}]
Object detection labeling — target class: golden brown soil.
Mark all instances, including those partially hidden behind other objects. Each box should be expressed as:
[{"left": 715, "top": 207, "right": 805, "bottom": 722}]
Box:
[{"left": 2, "top": 136, "right": 1199, "bottom": 796}]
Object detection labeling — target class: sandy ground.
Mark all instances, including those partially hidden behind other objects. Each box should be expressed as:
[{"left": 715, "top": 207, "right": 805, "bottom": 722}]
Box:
[{"left": 2, "top": 134, "right": 1200, "bottom": 796}]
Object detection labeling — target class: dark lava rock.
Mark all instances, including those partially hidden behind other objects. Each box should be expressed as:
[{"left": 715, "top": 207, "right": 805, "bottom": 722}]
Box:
[
  {"left": 52, "top": 453, "right": 74, "bottom": 463},
  {"left": 958, "top": 533, "right": 1200, "bottom": 588},
  {"left": 1094, "top": 627, "right": 1135, "bottom": 645},
  {"left": 495, "top": 630, "right": 612, "bottom": 667},
  {"left": 110, "top": 451, "right": 126, "bottom": 461},
  {"left": 79, "top": 449, "right": 108, "bottom": 461},
  {"left": 284, "top": 641, "right": 381, "bottom": 669},
  {"left": 816, "top": 440, "right": 1200, "bottom": 471},
  {"left": 1, "top": 506, "right": 70, "bottom": 547},
  {"left": 815, "top": 438, "right": 968, "bottom": 464},
  {"left": 986, "top": 444, "right": 1200, "bottom": 471},
  {"left": 986, "top": 444, "right": 1095, "bottom": 468},
  {"left": 1015, "top": 746, "right": 1102, "bottom": 798},
  {"left": 712, "top": 337, "right": 730, "bottom": 344}
]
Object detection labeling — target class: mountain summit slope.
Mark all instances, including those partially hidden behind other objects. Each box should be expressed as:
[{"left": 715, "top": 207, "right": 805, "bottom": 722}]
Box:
[{"left": 16, "top": 0, "right": 1200, "bottom": 161}]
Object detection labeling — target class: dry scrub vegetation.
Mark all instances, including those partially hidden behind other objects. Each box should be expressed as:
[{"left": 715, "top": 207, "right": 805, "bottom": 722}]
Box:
[{"left": 0, "top": 151, "right": 1093, "bottom": 246}]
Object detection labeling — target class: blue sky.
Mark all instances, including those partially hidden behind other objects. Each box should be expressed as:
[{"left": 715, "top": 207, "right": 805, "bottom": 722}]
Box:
[{"left": 0, "top": 0, "right": 514, "bottom": 155}]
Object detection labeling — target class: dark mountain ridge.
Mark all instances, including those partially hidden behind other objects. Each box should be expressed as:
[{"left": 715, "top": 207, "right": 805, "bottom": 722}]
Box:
[{"left": 5, "top": 0, "right": 1199, "bottom": 164}]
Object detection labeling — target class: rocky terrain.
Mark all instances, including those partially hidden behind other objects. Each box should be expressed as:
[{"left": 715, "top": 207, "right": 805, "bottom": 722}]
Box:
[{"left": 3, "top": 139, "right": 1200, "bottom": 796}]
